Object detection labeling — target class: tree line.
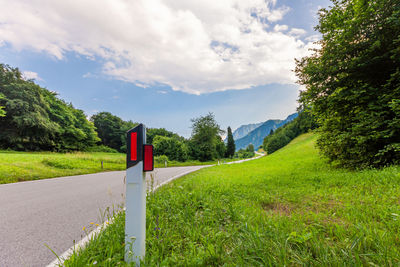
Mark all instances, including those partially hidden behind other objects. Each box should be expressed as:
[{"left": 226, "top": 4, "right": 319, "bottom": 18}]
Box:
[
  {"left": 0, "top": 64, "right": 99, "bottom": 151},
  {"left": 93, "top": 111, "right": 237, "bottom": 162},
  {"left": 0, "top": 65, "right": 237, "bottom": 161},
  {"left": 295, "top": 0, "right": 400, "bottom": 168}
]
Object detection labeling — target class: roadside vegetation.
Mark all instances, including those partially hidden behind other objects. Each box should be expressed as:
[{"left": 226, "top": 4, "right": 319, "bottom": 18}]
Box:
[
  {"left": 235, "top": 144, "right": 255, "bottom": 159},
  {"left": 0, "top": 65, "right": 244, "bottom": 185},
  {"left": 296, "top": 0, "right": 400, "bottom": 168},
  {"left": 0, "top": 151, "right": 247, "bottom": 184},
  {"left": 0, "top": 151, "right": 125, "bottom": 184},
  {"left": 62, "top": 133, "right": 400, "bottom": 266}
]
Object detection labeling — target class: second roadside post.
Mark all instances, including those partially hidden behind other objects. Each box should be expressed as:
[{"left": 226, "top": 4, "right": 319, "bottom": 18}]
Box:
[{"left": 125, "top": 124, "right": 154, "bottom": 265}]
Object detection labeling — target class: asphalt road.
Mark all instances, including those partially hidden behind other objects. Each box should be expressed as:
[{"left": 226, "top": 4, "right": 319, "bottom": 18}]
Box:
[{"left": 0, "top": 166, "right": 207, "bottom": 267}]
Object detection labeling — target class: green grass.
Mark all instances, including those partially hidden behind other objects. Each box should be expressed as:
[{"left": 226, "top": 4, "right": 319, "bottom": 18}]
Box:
[
  {"left": 62, "top": 133, "right": 400, "bottom": 266},
  {"left": 0, "top": 151, "right": 126, "bottom": 184},
  {"left": 0, "top": 151, "right": 247, "bottom": 184},
  {"left": 156, "top": 158, "right": 243, "bottom": 168}
]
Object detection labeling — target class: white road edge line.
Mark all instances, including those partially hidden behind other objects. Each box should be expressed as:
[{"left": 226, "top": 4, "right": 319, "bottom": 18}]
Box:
[{"left": 46, "top": 155, "right": 265, "bottom": 267}]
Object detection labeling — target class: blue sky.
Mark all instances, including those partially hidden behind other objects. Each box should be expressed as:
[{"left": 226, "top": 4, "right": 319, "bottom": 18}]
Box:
[{"left": 0, "top": 0, "right": 331, "bottom": 137}]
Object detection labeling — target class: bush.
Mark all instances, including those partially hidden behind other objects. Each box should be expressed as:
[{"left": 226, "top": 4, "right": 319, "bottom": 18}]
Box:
[
  {"left": 155, "top": 155, "right": 169, "bottom": 165},
  {"left": 235, "top": 149, "right": 254, "bottom": 159},
  {"left": 84, "top": 145, "right": 119, "bottom": 153}
]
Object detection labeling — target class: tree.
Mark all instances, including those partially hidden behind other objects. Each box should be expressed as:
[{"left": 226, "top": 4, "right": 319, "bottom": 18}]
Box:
[
  {"left": 246, "top": 144, "right": 254, "bottom": 152},
  {"left": 91, "top": 112, "right": 127, "bottom": 152},
  {"left": 215, "top": 135, "right": 226, "bottom": 159},
  {"left": 147, "top": 128, "right": 184, "bottom": 144},
  {"left": 91, "top": 112, "right": 138, "bottom": 152},
  {"left": 153, "top": 135, "right": 188, "bottom": 161},
  {"left": 296, "top": 0, "right": 400, "bottom": 168},
  {"left": 0, "top": 64, "right": 99, "bottom": 151},
  {"left": 225, "top": 126, "right": 235, "bottom": 158},
  {"left": 189, "top": 113, "right": 224, "bottom": 161},
  {"left": 0, "top": 93, "right": 5, "bottom": 117}
]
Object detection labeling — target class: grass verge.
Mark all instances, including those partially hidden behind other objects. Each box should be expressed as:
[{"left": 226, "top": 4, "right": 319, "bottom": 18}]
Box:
[
  {"left": 0, "top": 151, "right": 125, "bottom": 184},
  {"left": 0, "top": 151, "right": 248, "bottom": 184},
  {"left": 63, "top": 133, "right": 400, "bottom": 266}
]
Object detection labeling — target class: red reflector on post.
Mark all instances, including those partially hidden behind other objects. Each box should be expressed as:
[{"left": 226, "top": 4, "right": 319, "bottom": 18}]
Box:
[
  {"left": 143, "top": 145, "right": 154, "bottom": 172},
  {"left": 130, "top": 132, "right": 137, "bottom": 161}
]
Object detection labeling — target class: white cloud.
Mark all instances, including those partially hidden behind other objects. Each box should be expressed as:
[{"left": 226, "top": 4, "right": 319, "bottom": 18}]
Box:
[
  {"left": 305, "top": 34, "right": 321, "bottom": 42},
  {"left": 289, "top": 28, "right": 307, "bottom": 37},
  {"left": 22, "top": 71, "right": 42, "bottom": 81},
  {"left": 0, "top": 0, "right": 316, "bottom": 94},
  {"left": 274, "top": 24, "right": 289, "bottom": 32}
]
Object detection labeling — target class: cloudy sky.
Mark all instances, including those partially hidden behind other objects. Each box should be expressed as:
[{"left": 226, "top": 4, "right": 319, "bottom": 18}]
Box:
[{"left": 0, "top": 0, "right": 330, "bottom": 137}]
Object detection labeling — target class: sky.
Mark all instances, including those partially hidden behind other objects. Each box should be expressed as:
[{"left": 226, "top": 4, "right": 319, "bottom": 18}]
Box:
[{"left": 0, "top": 0, "right": 331, "bottom": 137}]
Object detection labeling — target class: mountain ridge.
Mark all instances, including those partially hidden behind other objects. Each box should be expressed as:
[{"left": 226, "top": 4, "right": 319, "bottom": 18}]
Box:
[
  {"left": 231, "top": 122, "right": 263, "bottom": 141},
  {"left": 234, "top": 113, "right": 298, "bottom": 151}
]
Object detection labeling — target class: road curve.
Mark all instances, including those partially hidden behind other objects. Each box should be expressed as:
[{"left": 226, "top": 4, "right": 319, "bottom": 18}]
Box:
[{"left": 0, "top": 166, "right": 207, "bottom": 267}]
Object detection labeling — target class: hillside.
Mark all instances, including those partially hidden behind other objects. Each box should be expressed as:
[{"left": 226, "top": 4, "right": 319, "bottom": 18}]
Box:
[
  {"left": 65, "top": 133, "right": 400, "bottom": 265},
  {"left": 235, "top": 113, "right": 298, "bottom": 150}
]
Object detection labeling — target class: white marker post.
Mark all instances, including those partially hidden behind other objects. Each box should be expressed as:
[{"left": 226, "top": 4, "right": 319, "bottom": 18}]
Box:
[{"left": 125, "top": 124, "right": 154, "bottom": 265}]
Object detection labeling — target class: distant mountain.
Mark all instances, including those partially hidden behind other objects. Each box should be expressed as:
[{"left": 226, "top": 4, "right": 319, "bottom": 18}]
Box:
[
  {"left": 234, "top": 113, "right": 298, "bottom": 151},
  {"left": 231, "top": 122, "right": 263, "bottom": 140}
]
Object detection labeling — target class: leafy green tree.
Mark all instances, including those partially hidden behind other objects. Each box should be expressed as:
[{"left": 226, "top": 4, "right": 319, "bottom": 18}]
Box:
[
  {"left": 0, "top": 64, "right": 99, "bottom": 151},
  {"left": 0, "top": 93, "right": 5, "bottom": 117},
  {"left": 296, "top": 0, "right": 400, "bottom": 168},
  {"left": 189, "top": 113, "right": 224, "bottom": 161},
  {"left": 246, "top": 144, "right": 254, "bottom": 152},
  {"left": 225, "top": 126, "right": 235, "bottom": 158},
  {"left": 147, "top": 128, "right": 184, "bottom": 144},
  {"left": 91, "top": 112, "right": 126, "bottom": 151},
  {"left": 215, "top": 135, "right": 226, "bottom": 159},
  {"left": 153, "top": 135, "right": 188, "bottom": 161}
]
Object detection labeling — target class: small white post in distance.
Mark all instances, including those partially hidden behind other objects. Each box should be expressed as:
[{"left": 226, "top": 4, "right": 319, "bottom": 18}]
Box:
[{"left": 125, "top": 124, "right": 154, "bottom": 265}]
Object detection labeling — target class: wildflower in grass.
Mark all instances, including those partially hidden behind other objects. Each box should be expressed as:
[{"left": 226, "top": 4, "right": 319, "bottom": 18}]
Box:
[
  {"left": 82, "top": 226, "right": 86, "bottom": 231},
  {"left": 90, "top": 222, "right": 95, "bottom": 225},
  {"left": 95, "top": 223, "right": 100, "bottom": 226}
]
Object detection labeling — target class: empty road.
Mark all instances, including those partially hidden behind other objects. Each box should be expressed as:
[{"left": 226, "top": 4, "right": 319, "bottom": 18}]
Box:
[{"left": 0, "top": 166, "right": 207, "bottom": 267}]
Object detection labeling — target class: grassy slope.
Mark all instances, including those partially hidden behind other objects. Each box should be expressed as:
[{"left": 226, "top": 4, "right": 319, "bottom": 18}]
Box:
[{"left": 66, "top": 133, "right": 400, "bottom": 265}]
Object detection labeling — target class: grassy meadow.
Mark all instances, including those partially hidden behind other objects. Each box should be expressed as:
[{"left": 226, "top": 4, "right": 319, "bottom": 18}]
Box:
[
  {"left": 0, "top": 151, "right": 242, "bottom": 184},
  {"left": 63, "top": 133, "right": 400, "bottom": 266},
  {"left": 0, "top": 151, "right": 126, "bottom": 184}
]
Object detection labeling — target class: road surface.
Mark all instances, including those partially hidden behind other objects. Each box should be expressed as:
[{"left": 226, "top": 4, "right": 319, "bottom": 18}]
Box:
[{"left": 0, "top": 166, "right": 207, "bottom": 267}]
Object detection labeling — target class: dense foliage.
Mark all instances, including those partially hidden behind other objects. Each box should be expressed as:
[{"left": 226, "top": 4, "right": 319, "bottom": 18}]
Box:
[
  {"left": 189, "top": 113, "right": 225, "bottom": 161},
  {"left": 91, "top": 112, "right": 136, "bottom": 152},
  {"left": 0, "top": 93, "right": 5, "bottom": 117},
  {"left": 263, "top": 110, "right": 317, "bottom": 154},
  {"left": 235, "top": 143, "right": 255, "bottom": 159},
  {"left": 296, "top": 0, "right": 400, "bottom": 168},
  {"left": 153, "top": 135, "right": 188, "bottom": 161},
  {"left": 147, "top": 128, "right": 184, "bottom": 144},
  {"left": 225, "top": 126, "right": 235, "bottom": 158},
  {"left": 0, "top": 64, "right": 99, "bottom": 151}
]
